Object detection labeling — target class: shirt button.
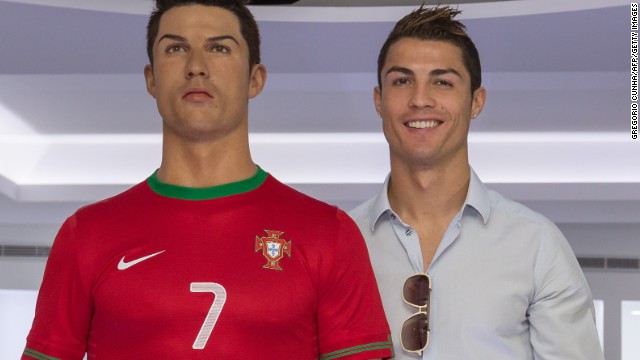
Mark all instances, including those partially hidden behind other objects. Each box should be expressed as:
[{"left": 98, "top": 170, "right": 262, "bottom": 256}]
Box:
[
  {"left": 390, "top": 214, "right": 396, "bottom": 220},
  {"left": 405, "top": 229, "right": 412, "bottom": 236}
]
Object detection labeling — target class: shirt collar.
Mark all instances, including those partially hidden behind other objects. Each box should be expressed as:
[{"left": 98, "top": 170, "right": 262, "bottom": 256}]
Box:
[
  {"left": 465, "top": 168, "right": 491, "bottom": 225},
  {"left": 367, "top": 167, "right": 491, "bottom": 232},
  {"left": 147, "top": 166, "right": 268, "bottom": 200},
  {"left": 368, "top": 173, "right": 394, "bottom": 232}
]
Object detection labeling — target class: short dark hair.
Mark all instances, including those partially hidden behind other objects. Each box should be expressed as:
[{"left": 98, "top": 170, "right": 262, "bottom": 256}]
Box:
[
  {"left": 146, "top": 0, "right": 261, "bottom": 67},
  {"left": 377, "top": 6, "right": 481, "bottom": 93}
]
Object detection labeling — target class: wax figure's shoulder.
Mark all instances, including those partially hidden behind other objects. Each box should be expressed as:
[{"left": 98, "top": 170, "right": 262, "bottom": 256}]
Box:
[
  {"left": 262, "top": 175, "right": 352, "bottom": 225},
  {"left": 64, "top": 180, "right": 151, "bottom": 228}
]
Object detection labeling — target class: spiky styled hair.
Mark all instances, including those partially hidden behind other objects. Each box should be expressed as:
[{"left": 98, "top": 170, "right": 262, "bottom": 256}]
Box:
[{"left": 377, "top": 6, "right": 481, "bottom": 93}]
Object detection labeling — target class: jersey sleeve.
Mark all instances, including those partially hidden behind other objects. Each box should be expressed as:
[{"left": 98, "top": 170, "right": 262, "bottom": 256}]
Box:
[
  {"left": 527, "top": 223, "right": 604, "bottom": 359},
  {"left": 22, "top": 216, "right": 92, "bottom": 360},
  {"left": 316, "top": 209, "right": 393, "bottom": 359}
]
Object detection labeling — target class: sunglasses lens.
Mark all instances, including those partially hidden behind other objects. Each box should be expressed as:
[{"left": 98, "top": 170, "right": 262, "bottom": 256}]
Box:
[
  {"left": 401, "top": 313, "right": 429, "bottom": 351},
  {"left": 403, "top": 274, "right": 430, "bottom": 306}
]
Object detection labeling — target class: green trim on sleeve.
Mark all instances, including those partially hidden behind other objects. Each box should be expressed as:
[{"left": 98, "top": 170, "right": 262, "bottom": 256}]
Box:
[
  {"left": 23, "top": 348, "right": 61, "bottom": 360},
  {"left": 147, "top": 166, "right": 268, "bottom": 200},
  {"left": 319, "top": 335, "right": 393, "bottom": 360}
]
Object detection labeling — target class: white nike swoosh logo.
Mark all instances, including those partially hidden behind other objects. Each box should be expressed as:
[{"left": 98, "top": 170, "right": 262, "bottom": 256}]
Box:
[{"left": 117, "top": 250, "right": 165, "bottom": 270}]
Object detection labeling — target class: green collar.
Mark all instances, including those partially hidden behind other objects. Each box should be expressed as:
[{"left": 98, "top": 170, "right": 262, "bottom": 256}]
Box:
[{"left": 147, "top": 167, "right": 267, "bottom": 200}]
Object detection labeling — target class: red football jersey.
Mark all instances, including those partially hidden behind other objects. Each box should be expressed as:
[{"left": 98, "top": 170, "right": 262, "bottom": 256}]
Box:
[{"left": 23, "top": 169, "right": 392, "bottom": 360}]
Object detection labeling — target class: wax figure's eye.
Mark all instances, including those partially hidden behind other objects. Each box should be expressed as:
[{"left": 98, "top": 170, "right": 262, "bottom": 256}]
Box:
[{"left": 166, "top": 44, "right": 188, "bottom": 53}]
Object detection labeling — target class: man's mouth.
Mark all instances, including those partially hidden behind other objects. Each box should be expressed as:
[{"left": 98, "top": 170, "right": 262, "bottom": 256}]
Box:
[{"left": 406, "top": 120, "right": 441, "bottom": 129}]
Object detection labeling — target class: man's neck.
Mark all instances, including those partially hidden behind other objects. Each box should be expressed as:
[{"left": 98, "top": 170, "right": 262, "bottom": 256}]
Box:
[{"left": 388, "top": 159, "right": 471, "bottom": 224}]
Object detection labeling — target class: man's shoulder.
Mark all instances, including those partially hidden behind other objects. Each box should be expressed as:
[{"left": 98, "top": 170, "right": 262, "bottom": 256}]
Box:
[
  {"left": 486, "top": 188, "right": 557, "bottom": 229},
  {"left": 347, "top": 197, "right": 376, "bottom": 224}
]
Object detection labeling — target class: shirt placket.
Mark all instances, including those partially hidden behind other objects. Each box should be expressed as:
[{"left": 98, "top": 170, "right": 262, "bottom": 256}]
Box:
[{"left": 389, "top": 211, "right": 423, "bottom": 274}]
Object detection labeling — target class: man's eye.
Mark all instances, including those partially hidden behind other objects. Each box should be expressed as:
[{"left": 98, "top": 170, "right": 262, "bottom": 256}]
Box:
[
  {"left": 392, "top": 77, "right": 410, "bottom": 86},
  {"left": 435, "top": 79, "right": 453, "bottom": 87}
]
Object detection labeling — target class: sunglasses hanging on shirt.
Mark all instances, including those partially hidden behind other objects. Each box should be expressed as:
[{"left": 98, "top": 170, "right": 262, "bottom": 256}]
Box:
[{"left": 401, "top": 273, "right": 431, "bottom": 356}]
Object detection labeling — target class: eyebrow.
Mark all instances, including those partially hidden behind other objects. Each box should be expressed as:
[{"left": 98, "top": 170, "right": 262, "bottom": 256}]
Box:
[
  {"left": 384, "top": 66, "right": 463, "bottom": 79},
  {"left": 384, "top": 66, "right": 414, "bottom": 78},
  {"left": 430, "top": 68, "right": 463, "bottom": 79},
  {"left": 157, "top": 33, "right": 240, "bottom": 46}
]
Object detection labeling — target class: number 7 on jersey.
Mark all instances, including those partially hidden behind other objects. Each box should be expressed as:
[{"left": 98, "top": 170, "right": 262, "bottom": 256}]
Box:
[{"left": 190, "top": 282, "right": 227, "bottom": 350}]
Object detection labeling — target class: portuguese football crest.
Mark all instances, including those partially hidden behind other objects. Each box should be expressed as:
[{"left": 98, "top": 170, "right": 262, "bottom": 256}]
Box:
[{"left": 255, "top": 230, "right": 291, "bottom": 271}]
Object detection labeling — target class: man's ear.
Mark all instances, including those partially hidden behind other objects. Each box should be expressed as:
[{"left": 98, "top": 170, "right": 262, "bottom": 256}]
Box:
[
  {"left": 374, "top": 86, "right": 382, "bottom": 118},
  {"left": 471, "top": 86, "right": 486, "bottom": 119},
  {"left": 248, "top": 64, "right": 267, "bottom": 99},
  {"left": 144, "top": 64, "right": 156, "bottom": 99}
]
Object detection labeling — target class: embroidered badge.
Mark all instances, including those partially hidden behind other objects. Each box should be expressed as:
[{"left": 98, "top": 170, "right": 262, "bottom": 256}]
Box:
[{"left": 255, "top": 230, "right": 291, "bottom": 271}]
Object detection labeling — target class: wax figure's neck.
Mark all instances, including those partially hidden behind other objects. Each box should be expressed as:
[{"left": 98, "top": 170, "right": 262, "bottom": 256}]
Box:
[{"left": 158, "top": 125, "right": 255, "bottom": 188}]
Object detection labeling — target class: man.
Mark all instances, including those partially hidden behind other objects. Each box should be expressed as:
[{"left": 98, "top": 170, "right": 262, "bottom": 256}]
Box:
[
  {"left": 22, "top": 1, "right": 392, "bottom": 359},
  {"left": 349, "top": 6, "right": 604, "bottom": 359}
]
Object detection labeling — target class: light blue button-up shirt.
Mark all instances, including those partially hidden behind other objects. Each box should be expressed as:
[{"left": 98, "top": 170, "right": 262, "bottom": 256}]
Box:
[{"left": 349, "top": 169, "right": 603, "bottom": 360}]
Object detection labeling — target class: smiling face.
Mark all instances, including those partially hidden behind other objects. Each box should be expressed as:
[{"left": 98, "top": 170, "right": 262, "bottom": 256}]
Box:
[
  {"left": 375, "top": 38, "right": 485, "bottom": 170},
  {"left": 144, "top": 4, "right": 265, "bottom": 143}
]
